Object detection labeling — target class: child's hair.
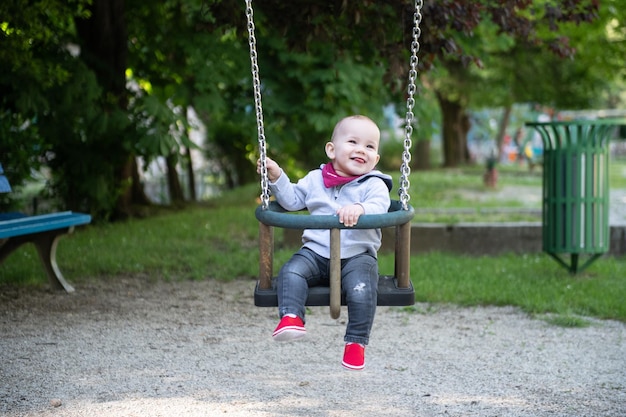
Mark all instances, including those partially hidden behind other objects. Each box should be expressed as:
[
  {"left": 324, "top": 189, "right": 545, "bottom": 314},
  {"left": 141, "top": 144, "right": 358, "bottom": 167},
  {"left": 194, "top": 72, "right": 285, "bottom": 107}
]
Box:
[{"left": 330, "top": 115, "right": 378, "bottom": 142}]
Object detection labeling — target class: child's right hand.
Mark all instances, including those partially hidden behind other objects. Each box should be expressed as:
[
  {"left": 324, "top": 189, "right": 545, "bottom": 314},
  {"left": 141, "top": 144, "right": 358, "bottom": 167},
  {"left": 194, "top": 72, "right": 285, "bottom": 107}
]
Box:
[{"left": 257, "top": 157, "right": 282, "bottom": 182}]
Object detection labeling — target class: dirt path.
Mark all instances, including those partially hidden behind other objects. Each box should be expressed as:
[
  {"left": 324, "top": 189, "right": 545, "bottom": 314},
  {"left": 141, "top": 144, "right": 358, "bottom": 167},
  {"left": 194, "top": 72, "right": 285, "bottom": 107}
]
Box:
[{"left": 1, "top": 277, "right": 625, "bottom": 417}]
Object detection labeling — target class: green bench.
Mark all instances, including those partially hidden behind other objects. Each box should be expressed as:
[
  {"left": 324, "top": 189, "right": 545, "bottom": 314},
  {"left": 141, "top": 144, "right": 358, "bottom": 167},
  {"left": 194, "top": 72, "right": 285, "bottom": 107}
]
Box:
[{"left": 0, "top": 164, "right": 91, "bottom": 292}]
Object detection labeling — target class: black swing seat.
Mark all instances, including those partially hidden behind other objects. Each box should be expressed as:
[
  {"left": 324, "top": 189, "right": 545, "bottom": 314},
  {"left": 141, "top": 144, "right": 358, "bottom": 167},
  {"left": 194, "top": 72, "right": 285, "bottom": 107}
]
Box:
[
  {"left": 255, "top": 200, "right": 416, "bottom": 309},
  {"left": 254, "top": 275, "right": 415, "bottom": 307}
]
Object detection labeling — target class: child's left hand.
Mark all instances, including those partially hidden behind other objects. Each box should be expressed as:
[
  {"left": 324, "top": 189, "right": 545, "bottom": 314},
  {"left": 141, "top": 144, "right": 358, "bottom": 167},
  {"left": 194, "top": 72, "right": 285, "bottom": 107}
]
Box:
[{"left": 337, "top": 204, "right": 365, "bottom": 227}]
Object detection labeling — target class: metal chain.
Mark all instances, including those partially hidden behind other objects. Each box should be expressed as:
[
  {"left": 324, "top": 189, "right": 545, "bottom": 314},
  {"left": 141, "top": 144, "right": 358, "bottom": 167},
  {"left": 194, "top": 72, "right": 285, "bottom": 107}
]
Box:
[
  {"left": 399, "top": 0, "right": 423, "bottom": 210},
  {"left": 246, "top": 0, "right": 422, "bottom": 211},
  {"left": 245, "top": 0, "right": 270, "bottom": 209}
]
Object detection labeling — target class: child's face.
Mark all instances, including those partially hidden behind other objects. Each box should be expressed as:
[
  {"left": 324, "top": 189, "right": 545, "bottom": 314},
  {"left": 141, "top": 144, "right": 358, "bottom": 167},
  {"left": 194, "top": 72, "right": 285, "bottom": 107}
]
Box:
[{"left": 325, "top": 117, "right": 381, "bottom": 177}]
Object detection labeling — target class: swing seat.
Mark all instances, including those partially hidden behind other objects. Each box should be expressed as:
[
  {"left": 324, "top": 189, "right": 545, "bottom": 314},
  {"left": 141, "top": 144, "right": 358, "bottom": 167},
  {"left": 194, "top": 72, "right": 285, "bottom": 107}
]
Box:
[
  {"left": 255, "top": 200, "right": 415, "bottom": 314},
  {"left": 254, "top": 275, "right": 415, "bottom": 307}
]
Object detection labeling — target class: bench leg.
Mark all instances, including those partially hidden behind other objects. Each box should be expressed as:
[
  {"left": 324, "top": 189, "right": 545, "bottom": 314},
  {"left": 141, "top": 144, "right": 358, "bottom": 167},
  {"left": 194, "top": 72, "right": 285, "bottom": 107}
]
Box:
[
  {"left": 33, "top": 230, "right": 76, "bottom": 293},
  {"left": 0, "top": 229, "right": 75, "bottom": 293}
]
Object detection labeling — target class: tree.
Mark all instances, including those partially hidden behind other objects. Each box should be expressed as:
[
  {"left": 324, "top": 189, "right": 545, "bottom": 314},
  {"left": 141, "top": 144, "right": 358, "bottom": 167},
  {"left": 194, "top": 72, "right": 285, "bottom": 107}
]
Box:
[
  {"left": 3, "top": 0, "right": 621, "bottom": 219},
  {"left": 126, "top": 0, "right": 257, "bottom": 195},
  {"left": 1, "top": 0, "right": 142, "bottom": 218},
  {"left": 418, "top": 0, "right": 605, "bottom": 167},
  {"left": 239, "top": 0, "right": 612, "bottom": 170},
  {"left": 0, "top": 0, "right": 91, "bottom": 209},
  {"left": 477, "top": 0, "right": 625, "bottom": 162}
]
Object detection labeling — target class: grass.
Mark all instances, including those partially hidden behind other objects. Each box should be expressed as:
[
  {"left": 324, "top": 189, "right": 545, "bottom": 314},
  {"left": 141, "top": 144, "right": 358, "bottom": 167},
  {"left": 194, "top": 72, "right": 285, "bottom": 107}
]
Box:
[
  {"left": 1, "top": 160, "right": 625, "bottom": 325},
  {"left": 401, "top": 164, "right": 543, "bottom": 223},
  {"left": 401, "top": 156, "right": 626, "bottom": 223},
  {"left": 539, "top": 314, "right": 593, "bottom": 328},
  {"left": 378, "top": 252, "right": 626, "bottom": 323}
]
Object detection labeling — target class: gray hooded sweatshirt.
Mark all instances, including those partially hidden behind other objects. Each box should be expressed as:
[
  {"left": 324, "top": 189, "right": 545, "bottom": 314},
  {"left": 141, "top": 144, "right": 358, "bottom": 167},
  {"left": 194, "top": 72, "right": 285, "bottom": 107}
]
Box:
[{"left": 269, "top": 164, "right": 393, "bottom": 259}]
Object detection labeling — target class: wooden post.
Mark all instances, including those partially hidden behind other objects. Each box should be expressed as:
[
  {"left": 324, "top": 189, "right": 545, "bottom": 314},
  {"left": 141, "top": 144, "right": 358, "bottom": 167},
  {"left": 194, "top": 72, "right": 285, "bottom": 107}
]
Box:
[
  {"left": 329, "top": 228, "right": 341, "bottom": 319},
  {"left": 395, "top": 221, "right": 411, "bottom": 289},
  {"left": 258, "top": 222, "right": 273, "bottom": 290}
]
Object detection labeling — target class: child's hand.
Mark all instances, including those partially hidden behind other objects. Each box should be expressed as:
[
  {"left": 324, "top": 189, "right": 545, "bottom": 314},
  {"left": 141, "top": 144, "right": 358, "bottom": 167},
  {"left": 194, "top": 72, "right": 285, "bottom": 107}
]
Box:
[
  {"left": 337, "top": 204, "right": 365, "bottom": 227},
  {"left": 257, "top": 157, "right": 282, "bottom": 182}
]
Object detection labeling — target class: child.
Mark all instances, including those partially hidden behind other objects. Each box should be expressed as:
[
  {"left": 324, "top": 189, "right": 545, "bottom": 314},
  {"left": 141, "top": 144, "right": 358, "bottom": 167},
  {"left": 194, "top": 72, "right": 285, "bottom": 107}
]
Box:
[{"left": 257, "top": 115, "right": 392, "bottom": 370}]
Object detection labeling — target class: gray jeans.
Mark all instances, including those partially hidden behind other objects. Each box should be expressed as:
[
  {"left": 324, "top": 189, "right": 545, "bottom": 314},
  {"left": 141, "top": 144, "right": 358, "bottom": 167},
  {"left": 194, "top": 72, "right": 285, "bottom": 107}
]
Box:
[{"left": 277, "top": 247, "right": 379, "bottom": 345}]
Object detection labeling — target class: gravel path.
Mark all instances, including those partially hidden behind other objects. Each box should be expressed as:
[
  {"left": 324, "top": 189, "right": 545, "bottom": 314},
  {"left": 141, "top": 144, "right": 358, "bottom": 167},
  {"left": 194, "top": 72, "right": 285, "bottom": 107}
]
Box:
[{"left": 1, "top": 277, "right": 624, "bottom": 417}]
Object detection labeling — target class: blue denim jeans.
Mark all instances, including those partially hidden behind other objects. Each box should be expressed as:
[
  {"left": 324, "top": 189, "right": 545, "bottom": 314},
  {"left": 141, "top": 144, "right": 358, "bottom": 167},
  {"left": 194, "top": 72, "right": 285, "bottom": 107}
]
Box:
[{"left": 277, "top": 247, "right": 379, "bottom": 345}]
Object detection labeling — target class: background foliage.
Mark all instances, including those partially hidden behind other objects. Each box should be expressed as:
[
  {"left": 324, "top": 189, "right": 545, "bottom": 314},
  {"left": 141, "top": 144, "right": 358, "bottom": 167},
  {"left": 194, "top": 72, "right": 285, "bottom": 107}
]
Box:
[{"left": 0, "top": 0, "right": 624, "bottom": 220}]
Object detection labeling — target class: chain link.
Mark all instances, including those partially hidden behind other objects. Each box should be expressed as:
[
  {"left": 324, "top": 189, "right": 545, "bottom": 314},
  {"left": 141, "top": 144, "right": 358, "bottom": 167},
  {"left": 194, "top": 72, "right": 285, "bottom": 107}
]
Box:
[
  {"left": 399, "top": 0, "right": 423, "bottom": 210},
  {"left": 245, "top": 0, "right": 270, "bottom": 209}
]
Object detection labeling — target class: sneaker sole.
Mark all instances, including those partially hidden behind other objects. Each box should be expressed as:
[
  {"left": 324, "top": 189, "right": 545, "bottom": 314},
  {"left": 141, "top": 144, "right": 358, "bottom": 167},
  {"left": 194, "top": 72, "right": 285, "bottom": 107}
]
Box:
[
  {"left": 341, "top": 361, "right": 365, "bottom": 370},
  {"left": 272, "top": 327, "right": 306, "bottom": 342}
]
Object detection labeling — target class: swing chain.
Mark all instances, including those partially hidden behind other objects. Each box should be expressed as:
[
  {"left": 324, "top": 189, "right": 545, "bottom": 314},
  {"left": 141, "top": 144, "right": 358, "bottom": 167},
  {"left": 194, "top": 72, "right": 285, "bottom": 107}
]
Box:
[
  {"left": 399, "top": 0, "right": 423, "bottom": 210},
  {"left": 245, "top": 0, "right": 270, "bottom": 209},
  {"left": 247, "top": 0, "right": 422, "bottom": 211}
]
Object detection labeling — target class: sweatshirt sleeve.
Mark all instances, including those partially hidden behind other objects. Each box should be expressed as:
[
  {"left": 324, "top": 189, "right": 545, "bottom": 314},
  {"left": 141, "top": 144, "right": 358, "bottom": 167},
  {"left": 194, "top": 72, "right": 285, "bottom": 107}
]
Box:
[
  {"left": 268, "top": 171, "right": 308, "bottom": 211},
  {"left": 356, "top": 177, "right": 391, "bottom": 215}
]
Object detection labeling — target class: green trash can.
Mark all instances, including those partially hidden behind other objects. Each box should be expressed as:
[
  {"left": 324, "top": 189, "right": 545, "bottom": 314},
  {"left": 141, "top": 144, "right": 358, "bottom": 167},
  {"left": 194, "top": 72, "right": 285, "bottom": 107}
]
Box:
[{"left": 525, "top": 119, "right": 624, "bottom": 273}]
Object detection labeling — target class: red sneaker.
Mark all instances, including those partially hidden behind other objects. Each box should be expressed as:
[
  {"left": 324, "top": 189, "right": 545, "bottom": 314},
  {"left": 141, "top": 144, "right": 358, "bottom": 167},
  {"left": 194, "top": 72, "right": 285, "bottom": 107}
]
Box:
[
  {"left": 272, "top": 314, "right": 306, "bottom": 341},
  {"left": 342, "top": 343, "right": 365, "bottom": 370}
]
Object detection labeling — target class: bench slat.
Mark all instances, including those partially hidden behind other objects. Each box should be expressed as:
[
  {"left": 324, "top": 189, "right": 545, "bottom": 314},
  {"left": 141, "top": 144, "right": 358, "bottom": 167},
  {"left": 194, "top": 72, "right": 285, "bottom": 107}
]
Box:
[{"left": 0, "top": 212, "right": 92, "bottom": 238}]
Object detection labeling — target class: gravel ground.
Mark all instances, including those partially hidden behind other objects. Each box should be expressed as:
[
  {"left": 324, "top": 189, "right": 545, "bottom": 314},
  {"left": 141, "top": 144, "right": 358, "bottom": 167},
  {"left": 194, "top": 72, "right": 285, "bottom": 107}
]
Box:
[{"left": 1, "top": 277, "right": 624, "bottom": 417}]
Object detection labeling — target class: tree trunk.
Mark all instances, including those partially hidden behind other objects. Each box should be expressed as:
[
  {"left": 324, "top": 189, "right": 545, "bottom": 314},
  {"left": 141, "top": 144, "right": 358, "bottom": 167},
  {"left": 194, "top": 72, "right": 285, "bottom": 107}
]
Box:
[
  {"left": 116, "top": 156, "right": 133, "bottom": 218},
  {"left": 460, "top": 111, "right": 471, "bottom": 163},
  {"left": 76, "top": 0, "right": 139, "bottom": 218},
  {"left": 436, "top": 92, "right": 466, "bottom": 167},
  {"left": 131, "top": 157, "right": 152, "bottom": 205},
  {"left": 166, "top": 154, "right": 185, "bottom": 204},
  {"left": 413, "top": 139, "right": 431, "bottom": 171},
  {"left": 76, "top": 0, "right": 127, "bottom": 99},
  {"left": 495, "top": 104, "right": 513, "bottom": 161},
  {"left": 185, "top": 146, "right": 197, "bottom": 201}
]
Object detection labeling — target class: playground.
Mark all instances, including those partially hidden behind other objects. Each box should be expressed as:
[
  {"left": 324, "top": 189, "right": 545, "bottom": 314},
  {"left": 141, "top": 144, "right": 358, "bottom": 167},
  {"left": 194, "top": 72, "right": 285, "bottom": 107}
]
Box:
[
  {"left": 2, "top": 2, "right": 625, "bottom": 415},
  {"left": 1, "top": 276, "right": 624, "bottom": 417}
]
